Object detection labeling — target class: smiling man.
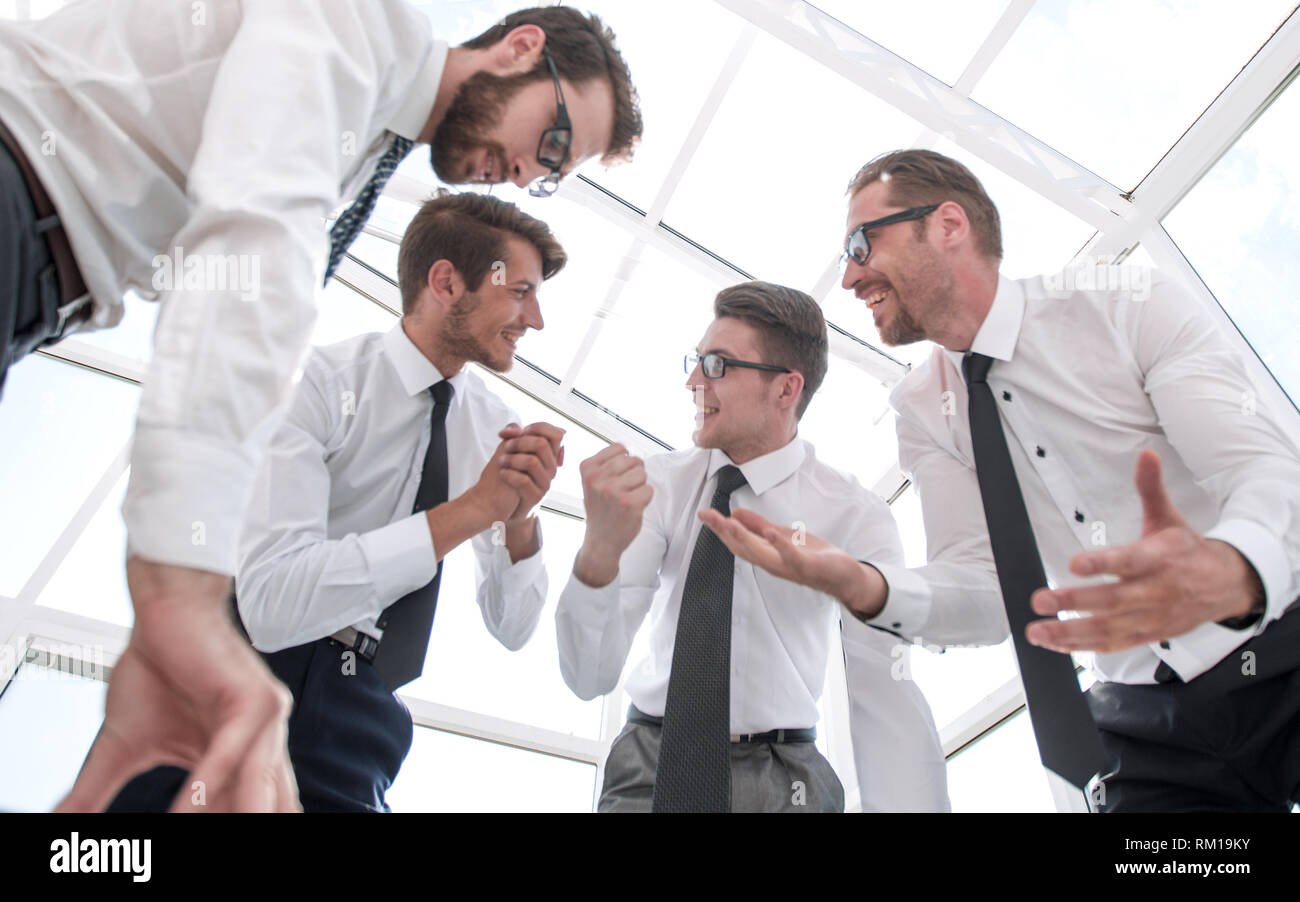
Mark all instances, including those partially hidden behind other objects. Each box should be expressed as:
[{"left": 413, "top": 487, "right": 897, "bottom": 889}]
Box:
[
  {"left": 556, "top": 281, "right": 948, "bottom": 813},
  {"left": 109, "top": 191, "right": 569, "bottom": 813},
  {"left": 0, "top": 2, "right": 639, "bottom": 811},
  {"left": 706, "top": 149, "right": 1300, "bottom": 812}
]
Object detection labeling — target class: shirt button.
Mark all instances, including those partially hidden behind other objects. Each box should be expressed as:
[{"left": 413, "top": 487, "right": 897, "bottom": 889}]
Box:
[
  {"left": 1074, "top": 510, "right": 1085, "bottom": 523},
  {"left": 1036, "top": 446, "right": 1046, "bottom": 457},
  {"left": 1159, "top": 640, "right": 1171, "bottom": 650},
  {"left": 1002, "top": 390, "right": 1012, "bottom": 401},
  {"left": 892, "top": 622, "right": 902, "bottom": 630}
]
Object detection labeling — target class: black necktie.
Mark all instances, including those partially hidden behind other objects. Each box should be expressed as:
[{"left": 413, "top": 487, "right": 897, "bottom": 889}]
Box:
[
  {"left": 653, "top": 464, "right": 748, "bottom": 813},
  {"left": 371, "top": 379, "right": 454, "bottom": 692},
  {"left": 963, "top": 352, "right": 1104, "bottom": 790},
  {"left": 324, "top": 133, "right": 414, "bottom": 284}
]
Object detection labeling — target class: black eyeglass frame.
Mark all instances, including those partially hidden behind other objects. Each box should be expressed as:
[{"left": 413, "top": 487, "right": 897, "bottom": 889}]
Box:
[
  {"left": 842, "top": 204, "right": 940, "bottom": 266},
  {"left": 529, "top": 48, "right": 573, "bottom": 198},
  {"left": 684, "top": 351, "right": 793, "bottom": 379}
]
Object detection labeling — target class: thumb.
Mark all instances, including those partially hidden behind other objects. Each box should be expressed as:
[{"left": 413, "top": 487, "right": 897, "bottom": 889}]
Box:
[{"left": 1135, "top": 449, "right": 1185, "bottom": 534}]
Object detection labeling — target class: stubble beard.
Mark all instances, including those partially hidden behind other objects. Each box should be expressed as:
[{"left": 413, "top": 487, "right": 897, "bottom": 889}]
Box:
[
  {"left": 441, "top": 290, "right": 513, "bottom": 374},
  {"left": 880, "top": 241, "right": 956, "bottom": 347}
]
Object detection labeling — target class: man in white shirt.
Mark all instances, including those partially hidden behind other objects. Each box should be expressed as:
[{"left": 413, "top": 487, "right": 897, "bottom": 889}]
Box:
[
  {"left": 557, "top": 281, "right": 947, "bottom": 813},
  {"left": 108, "top": 190, "right": 567, "bottom": 812},
  {"left": 0, "top": 3, "right": 641, "bottom": 811},
  {"left": 707, "top": 150, "right": 1300, "bottom": 812}
]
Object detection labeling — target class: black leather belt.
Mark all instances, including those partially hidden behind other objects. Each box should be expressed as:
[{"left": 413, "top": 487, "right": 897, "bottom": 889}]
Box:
[
  {"left": 0, "top": 116, "right": 92, "bottom": 342},
  {"left": 329, "top": 626, "right": 380, "bottom": 663},
  {"left": 628, "top": 706, "right": 816, "bottom": 744}
]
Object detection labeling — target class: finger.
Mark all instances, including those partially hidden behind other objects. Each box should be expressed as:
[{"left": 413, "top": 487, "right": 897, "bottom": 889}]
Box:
[
  {"left": 503, "top": 452, "right": 549, "bottom": 486},
  {"left": 584, "top": 443, "right": 629, "bottom": 468},
  {"left": 503, "top": 436, "right": 558, "bottom": 472},
  {"left": 172, "top": 676, "right": 288, "bottom": 813},
  {"left": 498, "top": 423, "right": 524, "bottom": 441},
  {"left": 521, "top": 421, "right": 565, "bottom": 453},
  {"left": 1134, "top": 449, "right": 1185, "bottom": 534},
  {"left": 602, "top": 465, "right": 649, "bottom": 494},
  {"left": 699, "top": 510, "right": 783, "bottom": 570},
  {"left": 1032, "top": 580, "right": 1159, "bottom": 617},
  {"left": 226, "top": 693, "right": 294, "bottom": 814},
  {"left": 54, "top": 724, "right": 150, "bottom": 813},
  {"left": 1025, "top": 607, "right": 1172, "bottom": 654},
  {"left": 730, "top": 507, "right": 783, "bottom": 537},
  {"left": 589, "top": 453, "right": 642, "bottom": 482},
  {"left": 557, "top": 446, "right": 565, "bottom": 468},
  {"left": 1068, "top": 541, "right": 1161, "bottom": 580}
]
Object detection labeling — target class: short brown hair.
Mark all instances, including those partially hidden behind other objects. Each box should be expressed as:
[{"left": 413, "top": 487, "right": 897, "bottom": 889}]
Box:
[
  {"left": 714, "top": 281, "right": 828, "bottom": 419},
  {"left": 398, "top": 190, "right": 566, "bottom": 314},
  {"left": 847, "top": 149, "right": 1003, "bottom": 260},
  {"left": 461, "top": 7, "right": 642, "bottom": 164}
]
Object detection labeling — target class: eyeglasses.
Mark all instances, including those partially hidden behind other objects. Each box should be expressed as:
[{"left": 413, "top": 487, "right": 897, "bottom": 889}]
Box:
[
  {"left": 842, "top": 204, "right": 939, "bottom": 267},
  {"left": 684, "top": 351, "right": 792, "bottom": 379},
  {"left": 528, "top": 49, "right": 573, "bottom": 198}
]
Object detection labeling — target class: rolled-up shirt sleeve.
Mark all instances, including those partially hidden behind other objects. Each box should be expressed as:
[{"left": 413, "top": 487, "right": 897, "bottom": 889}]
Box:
[
  {"left": 237, "top": 357, "right": 436, "bottom": 652},
  {"left": 122, "top": 2, "right": 407, "bottom": 575}
]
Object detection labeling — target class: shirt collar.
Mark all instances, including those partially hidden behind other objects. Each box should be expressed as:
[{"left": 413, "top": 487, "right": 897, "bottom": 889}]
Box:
[
  {"left": 388, "top": 39, "right": 449, "bottom": 141},
  {"left": 943, "top": 273, "right": 1026, "bottom": 372},
  {"left": 706, "top": 437, "right": 807, "bottom": 497},
  {"left": 383, "top": 321, "right": 468, "bottom": 405}
]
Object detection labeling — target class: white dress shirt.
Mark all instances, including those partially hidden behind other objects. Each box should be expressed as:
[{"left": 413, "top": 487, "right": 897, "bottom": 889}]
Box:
[
  {"left": 0, "top": 0, "right": 446, "bottom": 575},
  {"left": 556, "top": 438, "right": 949, "bottom": 812},
  {"left": 237, "top": 323, "right": 546, "bottom": 655},
  {"left": 870, "top": 272, "right": 1300, "bottom": 685}
]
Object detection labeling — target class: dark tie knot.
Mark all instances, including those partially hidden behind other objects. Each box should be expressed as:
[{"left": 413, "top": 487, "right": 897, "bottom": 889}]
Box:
[
  {"left": 430, "top": 379, "right": 455, "bottom": 407},
  {"left": 714, "top": 464, "right": 747, "bottom": 499},
  {"left": 963, "top": 352, "right": 994, "bottom": 386}
]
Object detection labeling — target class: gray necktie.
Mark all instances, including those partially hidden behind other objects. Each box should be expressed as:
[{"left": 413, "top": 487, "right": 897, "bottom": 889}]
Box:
[{"left": 652, "top": 464, "right": 748, "bottom": 813}]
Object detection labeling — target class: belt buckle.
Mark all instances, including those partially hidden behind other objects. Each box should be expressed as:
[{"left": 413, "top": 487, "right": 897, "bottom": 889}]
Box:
[{"left": 44, "top": 292, "right": 91, "bottom": 345}]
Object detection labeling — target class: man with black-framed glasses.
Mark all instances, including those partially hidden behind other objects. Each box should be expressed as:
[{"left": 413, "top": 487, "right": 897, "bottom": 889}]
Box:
[
  {"left": 0, "top": 2, "right": 641, "bottom": 813},
  {"left": 707, "top": 148, "right": 1300, "bottom": 813},
  {"left": 554, "top": 281, "right": 949, "bottom": 813}
]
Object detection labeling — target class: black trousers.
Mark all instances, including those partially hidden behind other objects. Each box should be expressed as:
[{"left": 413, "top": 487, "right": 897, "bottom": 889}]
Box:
[
  {"left": 1085, "top": 604, "right": 1300, "bottom": 812},
  {"left": 0, "top": 135, "right": 61, "bottom": 398},
  {"left": 107, "top": 637, "right": 414, "bottom": 813}
]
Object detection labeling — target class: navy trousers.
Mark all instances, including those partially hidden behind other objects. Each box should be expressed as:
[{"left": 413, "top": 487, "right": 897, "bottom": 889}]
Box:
[
  {"left": 107, "top": 637, "right": 414, "bottom": 813},
  {"left": 0, "top": 134, "right": 61, "bottom": 398},
  {"left": 1086, "top": 603, "right": 1300, "bottom": 812}
]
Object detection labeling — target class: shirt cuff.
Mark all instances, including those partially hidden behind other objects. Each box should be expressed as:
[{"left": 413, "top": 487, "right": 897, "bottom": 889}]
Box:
[
  {"left": 560, "top": 569, "right": 622, "bottom": 632},
  {"left": 493, "top": 533, "right": 546, "bottom": 598},
  {"left": 1204, "top": 517, "right": 1293, "bottom": 627},
  {"left": 123, "top": 427, "right": 260, "bottom": 575},
  {"left": 356, "top": 512, "right": 437, "bottom": 605},
  {"left": 861, "top": 561, "right": 933, "bottom": 639}
]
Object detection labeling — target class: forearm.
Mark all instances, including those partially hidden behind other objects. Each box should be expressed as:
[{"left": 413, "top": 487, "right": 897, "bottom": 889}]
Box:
[
  {"left": 573, "top": 535, "right": 625, "bottom": 588},
  {"left": 426, "top": 491, "right": 495, "bottom": 564},
  {"left": 504, "top": 515, "right": 541, "bottom": 564}
]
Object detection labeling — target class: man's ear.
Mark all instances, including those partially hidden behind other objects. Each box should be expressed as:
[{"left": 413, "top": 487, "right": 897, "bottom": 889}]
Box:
[
  {"left": 934, "top": 200, "right": 972, "bottom": 252},
  {"left": 424, "top": 259, "right": 464, "bottom": 311},
  {"left": 489, "top": 24, "right": 546, "bottom": 76},
  {"left": 777, "top": 371, "right": 805, "bottom": 413}
]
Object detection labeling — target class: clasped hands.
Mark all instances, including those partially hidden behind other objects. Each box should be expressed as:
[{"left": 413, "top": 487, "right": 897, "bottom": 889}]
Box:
[{"left": 700, "top": 450, "right": 1265, "bottom": 654}]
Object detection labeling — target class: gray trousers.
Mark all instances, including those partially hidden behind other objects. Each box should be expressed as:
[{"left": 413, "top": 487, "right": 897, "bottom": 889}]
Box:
[{"left": 598, "top": 720, "right": 845, "bottom": 813}]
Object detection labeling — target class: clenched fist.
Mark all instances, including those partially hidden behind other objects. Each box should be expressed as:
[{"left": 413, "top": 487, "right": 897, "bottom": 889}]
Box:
[{"left": 573, "top": 444, "right": 654, "bottom": 587}]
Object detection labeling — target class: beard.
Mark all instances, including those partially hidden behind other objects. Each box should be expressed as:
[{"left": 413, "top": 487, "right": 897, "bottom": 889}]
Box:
[
  {"left": 441, "top": 290, "right": 514, "bottom": 373},
  {"left": 430, "top": 69, "right": 539, "bottom": 185},
  {"left": 879, "top": 240, "right": 955, "bottom": 347}
]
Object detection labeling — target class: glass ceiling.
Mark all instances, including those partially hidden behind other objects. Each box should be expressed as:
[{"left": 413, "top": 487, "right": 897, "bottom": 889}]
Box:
[{"left": 4, "top": 0, "right": 1299, "bottom": 812}]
